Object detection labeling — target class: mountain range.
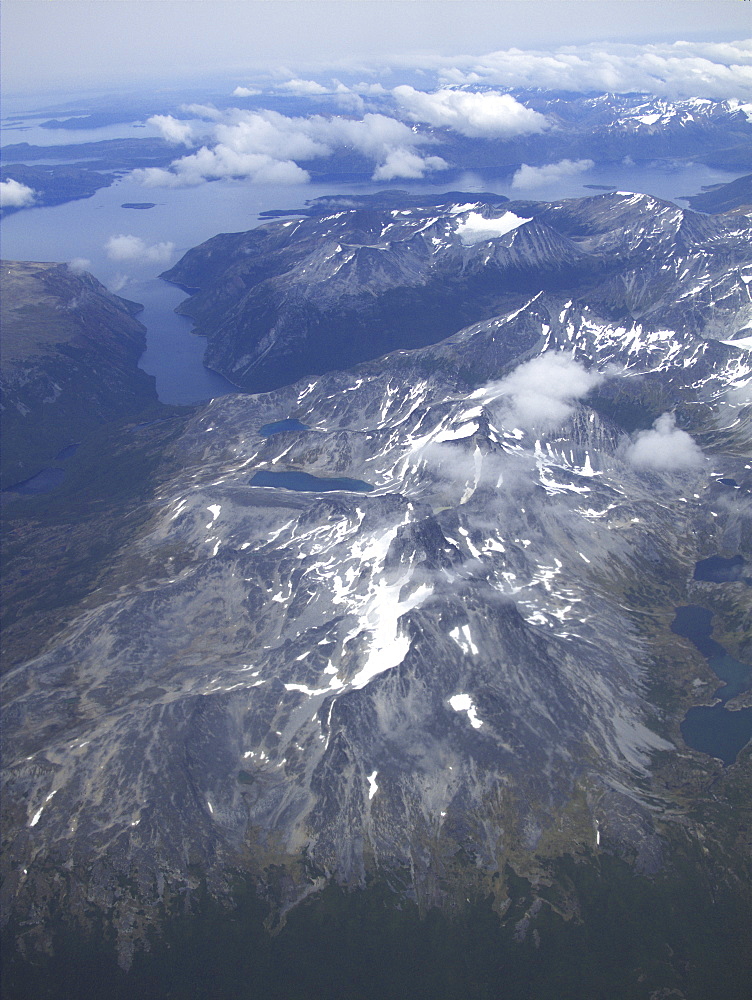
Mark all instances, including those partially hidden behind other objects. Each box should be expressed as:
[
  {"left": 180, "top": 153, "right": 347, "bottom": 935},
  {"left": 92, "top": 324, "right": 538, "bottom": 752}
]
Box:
[{"left": 2, "top": 188, "right": 751, "bottom": 999}]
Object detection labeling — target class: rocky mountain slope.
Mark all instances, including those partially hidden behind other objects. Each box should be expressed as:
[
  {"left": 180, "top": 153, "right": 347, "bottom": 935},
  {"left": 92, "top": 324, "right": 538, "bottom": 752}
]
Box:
[
  {"left": 2, "top": 194, "right": 751, "bottom": 996},
  {"left": 0, "top": 261, "right": 157, "bottom": 485},
  {"left": 686, "top": 172, "right": 752, "bottom": 214},
  {"left": 162, "top": 190, "right": 752, "bottom": 392}
]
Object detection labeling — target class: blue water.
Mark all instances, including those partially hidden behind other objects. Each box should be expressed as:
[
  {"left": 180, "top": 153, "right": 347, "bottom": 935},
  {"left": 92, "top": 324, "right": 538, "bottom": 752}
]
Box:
[
  {"left": 0, "top": 104, "right": 745, "bottom": 407},
  {"left": 693, "top": 554, "right": 750, "bottom": 586},
  {"left": 259, "top": 419, "right": 309, "bottom": 437},
  {"left": 250, "top": 471, "right": 373, "bottom": 493},
  {"left": 4, "top": 467, "right": 66, "bottom": 495},
  {"left": 4, "top": 443, "right": 78, "bottom": 494},
  {"left": 131, "top": 279, "right": 237, "bottom": 404},
  {"left": 672, "top": 605, "right": 752, "bottom": 766},
  {"left": 679, "top": 703, "right": 752, "bottom": 767},
  {"left": 0, "top": 171, "right": 384, "bottom": 406}
]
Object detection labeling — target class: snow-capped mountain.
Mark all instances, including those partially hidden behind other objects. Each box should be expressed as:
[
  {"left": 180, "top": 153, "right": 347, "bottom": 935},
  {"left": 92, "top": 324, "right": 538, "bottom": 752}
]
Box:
[
  {"left": 3, "top": 191, "right": 750, "bottom": 973},
  {"left": 162, "top": 190, "right": 751, "bottom": 392}
]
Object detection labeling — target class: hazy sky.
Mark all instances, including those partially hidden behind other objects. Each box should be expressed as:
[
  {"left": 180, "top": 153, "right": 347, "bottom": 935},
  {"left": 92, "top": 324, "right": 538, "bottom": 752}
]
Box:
[{"left": 2, "top": 0, "right": 750, "bottom": 96}]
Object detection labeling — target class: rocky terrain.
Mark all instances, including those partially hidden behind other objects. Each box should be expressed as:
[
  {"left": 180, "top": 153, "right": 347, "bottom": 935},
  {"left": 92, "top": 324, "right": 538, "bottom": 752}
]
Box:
[
  {"left": 0, "top": 261, "right": 157, "bottom": 485},
  {"left": 2, "top": 193, "right": 751, "bottom": 998},
  {"left": 685, "top": 172, "right": 752, "bottom": 214},
  {"left": 163, "top": 190, "right": 752, "bottom": 392}
]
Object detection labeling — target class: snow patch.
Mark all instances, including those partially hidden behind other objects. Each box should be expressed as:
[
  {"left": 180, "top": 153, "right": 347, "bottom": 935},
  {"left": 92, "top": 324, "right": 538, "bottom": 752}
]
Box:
[
  {"left": 456, "top": 211, "right": 532, "bottom": 246},
  {"left": 450, "top": 623, "right": 479, "bottom": 656},
  {"left": 449, "top": 693, "right": 484, "bottom": 728}
]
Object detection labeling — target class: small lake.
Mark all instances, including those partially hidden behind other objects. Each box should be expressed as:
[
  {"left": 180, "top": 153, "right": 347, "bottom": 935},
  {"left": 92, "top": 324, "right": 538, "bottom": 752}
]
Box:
[
  {"left": 250, "top": 470, "right": 373, "bottom": 493},
  {"left": 4, "top": 467, "right": 66, "bottom": 495},
  {"left": 259, "top": 419, "right": 309, "bottom": 437},
  {"left": 693, "top": 554, "right": 750, "bottom": 586},
  {"left": 672, "top": 604, "right": 752, "bottom": 766}
]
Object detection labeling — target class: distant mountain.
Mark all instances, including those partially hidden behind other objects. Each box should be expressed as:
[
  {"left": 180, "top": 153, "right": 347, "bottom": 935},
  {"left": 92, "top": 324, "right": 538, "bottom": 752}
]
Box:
[
  {"left": 0, "top": 261, "right": 157, "bottom": 485},
  {"left": 3, "top": 91, "right": 751, "bottom": 212},
  {"left": 0, "top": 139, "right": 175, "bottom": 214},
  {"left": 3, "top": 190, "right": 751, "bottom": 996}
]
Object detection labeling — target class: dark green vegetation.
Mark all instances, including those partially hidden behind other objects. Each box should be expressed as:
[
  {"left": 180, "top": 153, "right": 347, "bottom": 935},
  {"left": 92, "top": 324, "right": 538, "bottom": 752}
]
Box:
[
  {"left": 38, "top": 113, "right": 150, "bottom": 130},
  {"left": 3, "top": 852, "right": 752, "bottom": 1000},
  {"left": 0, "top": 261, "right": 158, "bottom": 485},
  {"left": 0, "top": 162, "right": 114, "bottom": 212},
  {"left": 1, "top": 138, "right": 175, "bottom": 167}
]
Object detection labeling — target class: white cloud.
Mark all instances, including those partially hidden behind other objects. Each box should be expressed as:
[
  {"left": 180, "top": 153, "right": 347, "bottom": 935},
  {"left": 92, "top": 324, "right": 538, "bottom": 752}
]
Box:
[
  {"left": 67, "top": 257, "right": 91, "bottom": 274},
  {"left": 0, "top": 178, "right": 37, "bottom": 208},
  {"left": 132, "top": 107, "right": 448, "bottom": 187},
  {"left": 491, "top": 353, "right": 603, "bottom": 430},
  {"left": 726, "top": 379, "right": 752, "bottom": 406},
  {"left": 279, "top": 78, "right": 329, "bottom": 96},
  {"left": 436, "top": 40, "right": 752, "bottom": 100},
  {"left": 233, "top": 86, "right": 261, "bottom": 97},
  {"left": 108, "top": 273, "right": 131, "bottom": 293},
  {"left": 512, "top": 159, "right": 594, "bottom": 190},
  {"left": 393, "top": 86, "right": 548, "bottom": 138},
  {"left": 214, "top": 111, "right": 329, "bottom": 160},
  {"left": 148, "top": 114, "right": 195, "bottom": 145},
  {"left": 625, "top": 412, "right": 705, "bottom": 471},
  {"left": 372, "top": 148, "right": 446, "bottom": 181},
  {"left": 181, "top": 103, "right": 225, "bottom": 121},
  {"left": 104, "top": 234, "right": 175, "bottom": 263},
  {"left": 455, "top": 210, "right": 532, "bottom": 245},
  {"left": 352, "top": 81, "right": 388, "bottom": 96},
  {"left": 134, "top": 150, "right": 310, "bottom": 187}
]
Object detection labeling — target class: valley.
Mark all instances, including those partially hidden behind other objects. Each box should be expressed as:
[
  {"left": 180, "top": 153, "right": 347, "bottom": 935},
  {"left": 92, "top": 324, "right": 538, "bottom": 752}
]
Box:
[{"left": 2, "top": 71, "right": 751, "bottom": 998}]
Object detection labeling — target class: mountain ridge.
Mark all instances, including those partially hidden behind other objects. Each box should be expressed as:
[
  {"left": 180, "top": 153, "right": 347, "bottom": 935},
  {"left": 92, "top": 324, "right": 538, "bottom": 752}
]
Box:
[
  {"left": 162, "top": 190, "right": 752, "bottom": 393},
  {"left": 2, "top": 191, "right": 751, "bottom": 992}
]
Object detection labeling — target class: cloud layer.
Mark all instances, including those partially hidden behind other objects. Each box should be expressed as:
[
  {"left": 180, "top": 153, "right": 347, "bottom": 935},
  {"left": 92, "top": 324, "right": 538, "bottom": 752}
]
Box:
[
  {"left": 128, "top": 36, "right": 752, "bottom": 193},
  {"left": 393, "top": 86, "right": 548, "bottom": 138},
  {"left": 436, "top": 40, "right": 752, "bottom": 100},
  {"left": 67, "top": 257, "right": 91, "bottom": 274},
  {"left": 0, "top": 178, "right": 37, "bottom": 208},
  {"left": 134, "top": 107, "right": 450, "bottom": 186},
  {"left": 148, "top": 114, "right": 196, "bottom": 146},
  {"left": 625, "top": 412, "right": 705, "bottom": 471}
]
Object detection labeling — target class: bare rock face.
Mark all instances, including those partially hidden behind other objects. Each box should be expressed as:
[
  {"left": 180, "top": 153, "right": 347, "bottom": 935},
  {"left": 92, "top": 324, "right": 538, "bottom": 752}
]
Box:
[
  {"left": 2, "top": 195, "right": 751, "bottom": 978},
  {"left": 0, "top": 260, "right": 156, "bottom": 485}
]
